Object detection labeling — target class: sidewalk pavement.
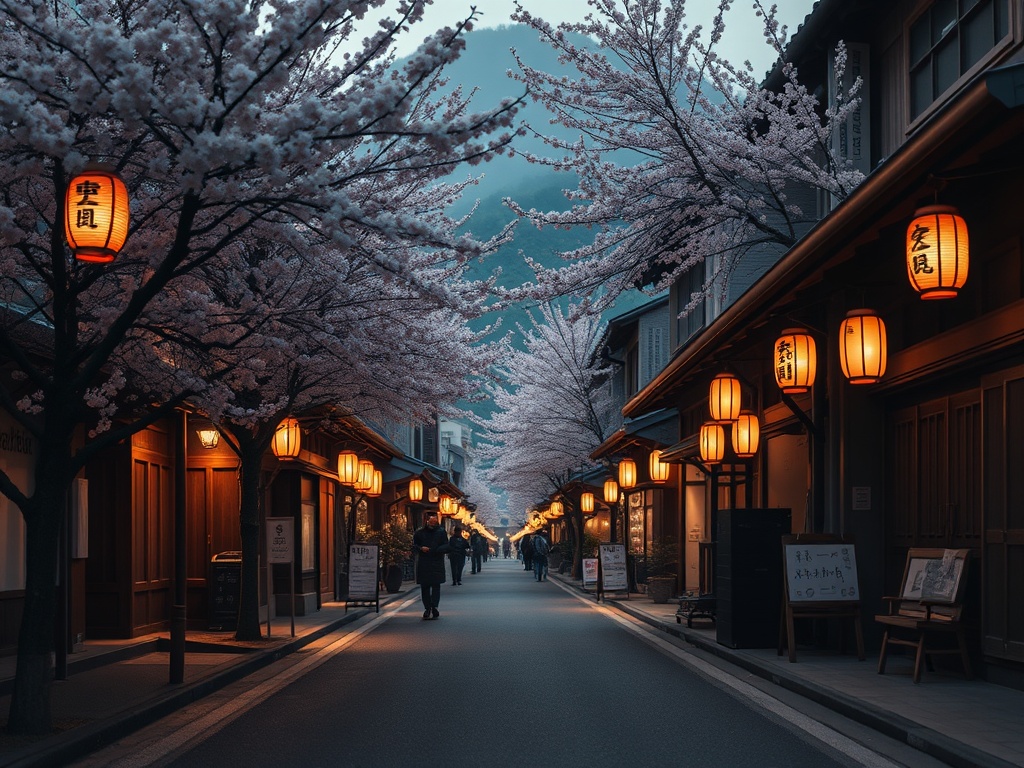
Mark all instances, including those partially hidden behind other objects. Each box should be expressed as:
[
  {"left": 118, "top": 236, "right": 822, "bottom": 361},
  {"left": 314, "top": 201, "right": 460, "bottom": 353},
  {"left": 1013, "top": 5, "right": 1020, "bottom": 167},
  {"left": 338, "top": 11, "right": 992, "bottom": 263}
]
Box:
[{"left": 1, "top": 576, "right": 1023, "bottom": 768}]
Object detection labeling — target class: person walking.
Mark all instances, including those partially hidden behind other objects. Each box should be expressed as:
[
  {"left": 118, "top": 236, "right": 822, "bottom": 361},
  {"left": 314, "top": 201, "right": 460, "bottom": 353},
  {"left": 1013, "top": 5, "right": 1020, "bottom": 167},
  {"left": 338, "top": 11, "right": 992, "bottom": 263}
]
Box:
[
  {"left": 469, "top": 530, "right": 485, "bottom": 574},
  {"left": 448, "top": 527, "right": 469, "bottom": 585},
  {"left": 502, "top": 538, "right": 511, "bottom": 559},
  {"left": 413, "top": 512, "right": 449, "bottom": 619},
  {"left": 521, "top": 533, "right": 534, "bottom": 572},
  {"left": 532, "top": 530, "right": 550, "bottom": 581}
]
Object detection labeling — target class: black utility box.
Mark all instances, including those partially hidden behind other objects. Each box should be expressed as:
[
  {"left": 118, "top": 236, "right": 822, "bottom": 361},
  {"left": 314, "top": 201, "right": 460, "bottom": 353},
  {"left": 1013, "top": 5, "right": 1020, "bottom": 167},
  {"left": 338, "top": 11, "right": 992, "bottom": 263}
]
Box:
[
  {"left": 209, "top": 551, "right": 242, "bottom": 631},
  {"left": 716, "top": 509, "right": 791, "bottom": 649}
]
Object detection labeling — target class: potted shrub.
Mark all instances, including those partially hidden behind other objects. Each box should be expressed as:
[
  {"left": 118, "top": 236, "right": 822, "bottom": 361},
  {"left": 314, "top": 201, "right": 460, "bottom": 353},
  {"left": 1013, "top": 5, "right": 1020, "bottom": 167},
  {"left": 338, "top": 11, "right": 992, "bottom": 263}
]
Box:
[
  {"left": 645, "top": 538, "right": 677, "bottom": 604},
  {"left": 362, "top": 522, "right": 413, "bottom": 593}
]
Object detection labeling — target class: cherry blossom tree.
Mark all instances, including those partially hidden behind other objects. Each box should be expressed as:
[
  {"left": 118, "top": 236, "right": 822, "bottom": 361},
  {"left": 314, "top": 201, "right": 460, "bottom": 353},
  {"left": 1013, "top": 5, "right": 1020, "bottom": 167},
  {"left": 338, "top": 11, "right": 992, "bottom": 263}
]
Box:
[
  {"left": 0, "top": 0, "right": 522, "bottom": 734},
  {"left": 503, "top": 0, "right": 863, "bottom": 313},
  {"left": 477, "top": 302, "right": 615, "bottom": 538}
]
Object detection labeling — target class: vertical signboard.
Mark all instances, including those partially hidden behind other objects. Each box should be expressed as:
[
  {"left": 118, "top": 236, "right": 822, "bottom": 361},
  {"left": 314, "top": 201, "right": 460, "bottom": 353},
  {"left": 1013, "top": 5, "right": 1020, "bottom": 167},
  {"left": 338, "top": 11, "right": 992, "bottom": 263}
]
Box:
[
  {"left": 265, "top": 517, "right": 295, "bottom": 637},
  {"left": 347, "top": 543, "right": 380, "bottom": 613}
]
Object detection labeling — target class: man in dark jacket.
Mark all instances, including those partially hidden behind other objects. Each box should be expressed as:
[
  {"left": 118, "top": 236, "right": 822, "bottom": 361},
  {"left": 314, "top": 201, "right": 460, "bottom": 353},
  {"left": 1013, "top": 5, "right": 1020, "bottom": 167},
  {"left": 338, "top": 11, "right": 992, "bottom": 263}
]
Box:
[
  {"left": 413, "top": 512, "right": 449, "bottom": 619},
  {"left": 448, "top": 527, "right": 470, "bottom": 585},
  {"left": 469, "top": 531, "right": 485, "bottom": 574}
]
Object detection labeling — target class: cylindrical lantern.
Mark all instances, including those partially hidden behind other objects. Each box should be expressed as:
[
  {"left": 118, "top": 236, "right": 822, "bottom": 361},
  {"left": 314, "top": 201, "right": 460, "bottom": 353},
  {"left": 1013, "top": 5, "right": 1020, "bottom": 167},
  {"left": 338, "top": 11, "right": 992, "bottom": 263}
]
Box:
[
  {"left": 839, "top": 309, "right": 888, "bottom": 384},
  {"left": 440, "top": 495, "right": 453, "bottom": 515},
  {"left": 648, "top": 449, "right": 670, "bottom": 483},
  {"left": 774, "top": 329, "right": 817, "bottom": 394},
  {"left": 337, "top": 451, "right": 360, "bottom": 485},
  {"left": 580, "top": 492, "right": 595, "bottom": 514},
  {"left": 906, "top": 205, "right": 968, "bottom": 299},
  {"left": 408, "top": 477, "right": 424, "bottom": 502},
  {"left": 731, "top": 411, "right": 760, "bottom": 459},
  {"left": 271, "top": 417, "right": 301, "bottom": 458},
  {"left": 197, "top": 428, "right": 220, "bottom": 449},
  {"left": 709, "top": 372, "right": 742, "bottom": 422},
  {"left": 64, "top": 166, "right": 130, "bottom": 263},
  {"left": 618, "top": 457, "right": 637, "bottom": 489},
  {"left": 603, "top": 478, "right": 619, "bottom": 503},
  {"left": 549, "top": 500, "right": 563, "bottom": 517},
  {"left": 699, "top": 422, "right": 725, "bottom": 464},
  {"left": 366, "top": 469, "right": 382, "bottom": 497},
  {"left": 355, "top": 459, "right": 375, "bottom": 492}
]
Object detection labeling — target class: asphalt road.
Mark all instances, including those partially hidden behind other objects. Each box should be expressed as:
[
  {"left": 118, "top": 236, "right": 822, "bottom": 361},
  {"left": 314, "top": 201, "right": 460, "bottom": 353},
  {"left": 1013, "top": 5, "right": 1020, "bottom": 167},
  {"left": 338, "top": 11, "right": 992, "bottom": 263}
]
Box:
[{"left": 79, "top": 558, "right": 917, "bottom": 768}]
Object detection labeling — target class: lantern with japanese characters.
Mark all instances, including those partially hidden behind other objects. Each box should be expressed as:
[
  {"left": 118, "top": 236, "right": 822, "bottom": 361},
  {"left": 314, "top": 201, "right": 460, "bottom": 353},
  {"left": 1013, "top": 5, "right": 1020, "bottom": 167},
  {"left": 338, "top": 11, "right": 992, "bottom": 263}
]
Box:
[
  {"left": 774, "top": 329, "right": 816, "bottom": 394},
  {"left": 64, "top": 166, "right": 129, "bottom": 263},
  {"left": 839, "top": 309, "right": 887, "bottom": 385},
  {"left": 906, "top": 206, "right": 968, "bottom": 299}
]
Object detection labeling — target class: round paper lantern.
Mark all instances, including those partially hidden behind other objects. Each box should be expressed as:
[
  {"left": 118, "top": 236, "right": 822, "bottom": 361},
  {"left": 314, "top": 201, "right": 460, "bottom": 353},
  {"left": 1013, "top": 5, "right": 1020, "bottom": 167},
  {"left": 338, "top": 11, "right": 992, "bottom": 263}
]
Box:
[
  {"left": 731, "top": 411, "right": 760, "bottom": 458},
  {"left": 648, "top": 449, "right": 670, "bottom": 483},
  {"left": 699, "top": 423, "right": 725, "bottom": 464},
  {"left": 603, "top": 478, "right": 619, "bottom": 503},
  {"left": 618, "top": 458, "right": 637, "bottom": 489},
  {"left": 580, "top": 492, "right": 595, "bottom": 514},
  {"left": 271, "top": 417, "right": 301, "bottom": 458},
  {"left": 774, "top": 329, "right": 816, "bottom": 394},
  {"left": 408, "top": 477, "right": 424, "bottom": 502},
  {"left": 355, "top": 459, "right": 375, "bottom": 492},
  {"left": 906, "top": 205, "right": 968, "bottom": 299},
  {"left": 709, "top": 372, "right": 742, "bottom": 422},
  {"left": 839, "top": 309, "right": 888, "bottom": 385},
  {"left": 64, "top": 166, "right": 130, "bottom": 263},
  {"left": 338, "top": 451, "right": 360, "bottom": 485}
]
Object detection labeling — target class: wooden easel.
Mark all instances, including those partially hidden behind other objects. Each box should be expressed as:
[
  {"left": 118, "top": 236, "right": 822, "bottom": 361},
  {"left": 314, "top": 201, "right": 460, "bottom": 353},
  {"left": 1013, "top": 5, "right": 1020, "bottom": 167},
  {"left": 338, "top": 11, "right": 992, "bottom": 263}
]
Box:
[{"left": 778, "top": 534, "right": 865, "bottom": 663}]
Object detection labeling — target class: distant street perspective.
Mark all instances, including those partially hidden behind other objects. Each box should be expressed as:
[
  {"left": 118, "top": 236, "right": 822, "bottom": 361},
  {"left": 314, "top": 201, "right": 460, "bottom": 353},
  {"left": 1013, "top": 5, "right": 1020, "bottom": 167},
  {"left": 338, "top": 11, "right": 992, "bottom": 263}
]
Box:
[{"left": 74, "top": 560, "right": 909, "bottom": 768}]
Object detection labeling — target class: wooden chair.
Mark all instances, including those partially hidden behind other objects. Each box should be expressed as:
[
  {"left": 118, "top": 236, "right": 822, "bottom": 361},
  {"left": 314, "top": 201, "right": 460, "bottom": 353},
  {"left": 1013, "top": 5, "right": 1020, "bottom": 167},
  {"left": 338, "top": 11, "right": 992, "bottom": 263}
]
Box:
[{"left": 875, "top": 548, "right": 972, "bottom": 684}]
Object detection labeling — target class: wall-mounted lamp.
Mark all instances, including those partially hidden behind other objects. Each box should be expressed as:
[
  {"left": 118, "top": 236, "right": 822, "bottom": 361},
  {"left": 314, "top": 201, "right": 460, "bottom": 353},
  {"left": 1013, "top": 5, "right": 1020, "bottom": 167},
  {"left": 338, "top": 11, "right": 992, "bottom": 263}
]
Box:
[
  {"left": 197, "top": 428, "right": 220, "bottom": 449},
  {"left": 603, "top": 478, "right": 619, "bottom": 503},
  {"left": 271, "top": 417, "right": 301, "bottom": 458},
  {"left": 839, "top": 309, "right": 887, "bottom": 385},
  {"left": 648, "top": 449, "right": 670, "bottom": 483},
  {"left": 618, "top": 458, "right": 637, "bottom": 489},
  {"left": 731, "top": 411, "right": 760, "bottom": 458},
  {"left": 774, "top": 329, "right": 816, "bottom": 394},
  {"left": 699, "top": 422, "right": 725, "bottom": 464},
  {"left": 907, "top": 205, "right": 968, "bottom": 299},
  {"left": 709, "top": 372, "right": 742, "bottom": 422}
]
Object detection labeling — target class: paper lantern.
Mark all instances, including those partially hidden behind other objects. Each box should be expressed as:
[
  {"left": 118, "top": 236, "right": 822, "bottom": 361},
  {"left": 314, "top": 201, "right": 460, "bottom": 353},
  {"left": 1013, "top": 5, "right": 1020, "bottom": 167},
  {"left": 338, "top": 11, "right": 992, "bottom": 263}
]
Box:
[
  {"left": 408, "top": 477, "right": 424, "bottom": 502},
  {"left": 271, "top": 417, "right": 301, "bottom": 458},
  {"left": 603, "top": 478, "right": 619, "bottom": 503},
  {"left": 731, "top": 411, "right": 760, "bottom": 459},
  {"left": 906, "top": 205, "right": 968, "bottom": 299},
  {"left": 699, "top": 423, "right": 725, "bottom": 464},
  {"left": 648, "top": 449, "right": 670, "bottom": 483},
  {"left": 618, "top": 458, "right": 637, "bottom": 489},
  {"left": 774, "top": 329, "right": 816, "bottom": 394},
  {"left": 355, "top": 459, "right": 375, "bottom": 492},
  {"left": 64, "top": 166, "right": 130, "bottom": 263},
  {"left": 549, "top": 500, "right": 563, "bottom": 517},
  {"left": 709, "top": 372, "right": 742, "bottom": 422},
  {"left": 366, "top": 469, "right": 383, "bottom": 497},
  {"left": 338, "top": 451, "right": 360, "bottom": 485},
  {"left": 580, "top": 492, "right": 595, "bottom": 514},
  {"left": 839, "top": 309, "right": 888, "bottom": 385}
]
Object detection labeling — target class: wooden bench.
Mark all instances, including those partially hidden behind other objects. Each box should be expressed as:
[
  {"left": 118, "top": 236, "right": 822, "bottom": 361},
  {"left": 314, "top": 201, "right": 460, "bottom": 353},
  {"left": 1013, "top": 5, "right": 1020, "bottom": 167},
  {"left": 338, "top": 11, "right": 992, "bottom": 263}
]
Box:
[{"left": 875, "top": 547, "right": 972, "bottom": 684}]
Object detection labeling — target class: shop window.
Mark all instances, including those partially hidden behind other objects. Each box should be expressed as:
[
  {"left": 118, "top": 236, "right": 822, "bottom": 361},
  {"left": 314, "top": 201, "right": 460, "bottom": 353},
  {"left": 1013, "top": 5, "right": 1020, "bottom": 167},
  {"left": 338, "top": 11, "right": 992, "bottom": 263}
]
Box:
[{"left": 909, "top": 0, "right": 1010, "bottom": 121}]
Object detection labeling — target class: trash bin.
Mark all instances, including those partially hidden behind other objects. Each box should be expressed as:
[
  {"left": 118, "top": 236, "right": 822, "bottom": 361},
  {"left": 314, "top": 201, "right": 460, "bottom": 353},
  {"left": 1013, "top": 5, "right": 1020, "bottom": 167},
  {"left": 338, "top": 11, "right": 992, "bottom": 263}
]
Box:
[{"left": 209, "top": 551, "right": 242, "bottom": 631}]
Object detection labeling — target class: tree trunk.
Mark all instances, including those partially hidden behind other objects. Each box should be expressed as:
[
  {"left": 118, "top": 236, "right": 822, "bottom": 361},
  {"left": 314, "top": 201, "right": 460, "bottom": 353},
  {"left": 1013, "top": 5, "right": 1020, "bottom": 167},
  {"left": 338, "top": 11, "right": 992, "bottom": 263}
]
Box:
[
  {"left": 6, "top": 456, "right": 69, "bottom": 735},
  {"left": 235, "top": 440, "right": 266, "bottom": 641}
]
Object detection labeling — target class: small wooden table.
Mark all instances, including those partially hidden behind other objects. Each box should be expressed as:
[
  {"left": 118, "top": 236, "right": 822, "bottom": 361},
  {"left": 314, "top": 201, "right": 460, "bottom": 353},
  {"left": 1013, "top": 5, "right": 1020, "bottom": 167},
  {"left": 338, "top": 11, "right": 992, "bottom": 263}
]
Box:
[{"left": 676, "top": 593, "right": 716, "bottom": 627}]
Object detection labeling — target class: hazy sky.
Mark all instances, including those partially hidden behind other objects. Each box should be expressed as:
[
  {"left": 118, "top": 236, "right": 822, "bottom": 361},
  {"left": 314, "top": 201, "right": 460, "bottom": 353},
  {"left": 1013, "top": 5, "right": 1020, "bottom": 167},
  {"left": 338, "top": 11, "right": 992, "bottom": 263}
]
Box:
[{"left": 381, "top": 0, "right": 816, "bottom": 72}]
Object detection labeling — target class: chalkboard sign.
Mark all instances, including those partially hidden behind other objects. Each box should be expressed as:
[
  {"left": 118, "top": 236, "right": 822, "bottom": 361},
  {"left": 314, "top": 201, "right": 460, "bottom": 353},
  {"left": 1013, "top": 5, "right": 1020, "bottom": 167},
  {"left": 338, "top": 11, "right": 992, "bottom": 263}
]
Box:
[
  {"left": 347, "top": 543, "right": 380, "bottom": 612},
  {"left": 778, "top": 534, "right": 864, "bottom": 663},
  {"left": 598, "top": 543, "right": 628, "bottom": 598},
  {"left": 783, "top": 541, "right": 860, "bottom": 602}
]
